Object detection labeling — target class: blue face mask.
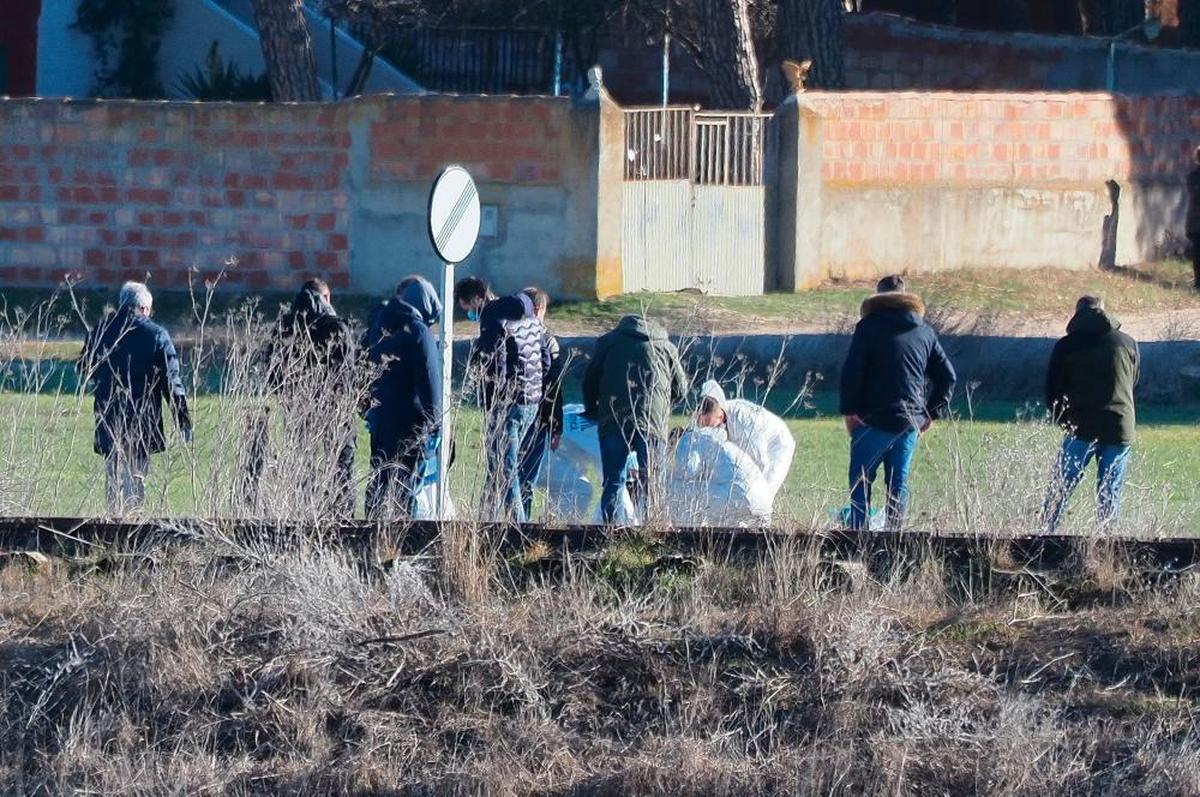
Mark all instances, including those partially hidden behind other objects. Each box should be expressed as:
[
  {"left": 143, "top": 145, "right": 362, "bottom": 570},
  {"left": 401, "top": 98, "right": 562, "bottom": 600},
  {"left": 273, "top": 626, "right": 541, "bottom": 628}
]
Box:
[{"left": 466, "top": 309, "right": 479, "bottom": 322}]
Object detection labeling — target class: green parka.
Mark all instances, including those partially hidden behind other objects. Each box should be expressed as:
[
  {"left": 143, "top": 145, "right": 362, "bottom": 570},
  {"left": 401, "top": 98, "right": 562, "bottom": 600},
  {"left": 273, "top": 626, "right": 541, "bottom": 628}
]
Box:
[
  {"left": 1045, "top": 308, "right": 1139, "bottom": 446},
  {"left": 582, "top": 315, "right": 688, "bottom": 440}
]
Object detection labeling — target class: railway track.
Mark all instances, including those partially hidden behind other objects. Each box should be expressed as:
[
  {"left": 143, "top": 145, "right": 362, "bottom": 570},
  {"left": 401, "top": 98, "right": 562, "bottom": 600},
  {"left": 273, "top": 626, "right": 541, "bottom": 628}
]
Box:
[{"left": 1, "top": 516, "right": 1197, "bottom": 573}]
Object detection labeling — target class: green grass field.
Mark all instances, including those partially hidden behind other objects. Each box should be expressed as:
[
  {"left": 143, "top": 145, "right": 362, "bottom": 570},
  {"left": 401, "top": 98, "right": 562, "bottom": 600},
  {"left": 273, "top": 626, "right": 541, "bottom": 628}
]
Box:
[{"left": 3, "top": 391, "right": 1197, "bottom": 534}]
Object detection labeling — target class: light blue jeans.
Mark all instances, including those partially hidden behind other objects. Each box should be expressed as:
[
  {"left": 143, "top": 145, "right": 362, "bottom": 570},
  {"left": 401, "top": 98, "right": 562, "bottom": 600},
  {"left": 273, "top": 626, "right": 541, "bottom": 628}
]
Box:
[
  {"left": 487, "top": 403, "right": 539, "bottom": 523},
  {"left": 848, "top": 424, "right": 919, "bottom": 531},
  {"left": 1043, "top": 436, "right": 1131, "bottom": 532}
]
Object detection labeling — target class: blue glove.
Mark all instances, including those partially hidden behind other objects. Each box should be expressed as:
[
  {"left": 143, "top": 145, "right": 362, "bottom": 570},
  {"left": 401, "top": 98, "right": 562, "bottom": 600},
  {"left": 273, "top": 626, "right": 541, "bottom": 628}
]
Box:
[{"left": 419, "top": 435, "right": 441, "bottom": 483}]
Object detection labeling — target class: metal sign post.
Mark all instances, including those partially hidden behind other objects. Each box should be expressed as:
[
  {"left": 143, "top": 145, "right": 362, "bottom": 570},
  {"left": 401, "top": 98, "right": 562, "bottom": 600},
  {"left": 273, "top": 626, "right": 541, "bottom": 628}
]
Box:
[{"left": 427, "top": 165, "right": 481, "bottom": 519}]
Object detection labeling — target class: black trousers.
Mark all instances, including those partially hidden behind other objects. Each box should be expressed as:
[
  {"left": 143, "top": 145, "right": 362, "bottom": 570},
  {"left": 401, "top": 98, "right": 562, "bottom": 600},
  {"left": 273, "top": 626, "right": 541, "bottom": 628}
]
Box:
[
  {"left": 365, "top": 435, "right": 421, "bottom": 520},
  {"left": 240, "top": 409, "right": 355, "bottom": 517},
  {"left": 1190, "top": 235, "right": 1200, "bottom": 289}
]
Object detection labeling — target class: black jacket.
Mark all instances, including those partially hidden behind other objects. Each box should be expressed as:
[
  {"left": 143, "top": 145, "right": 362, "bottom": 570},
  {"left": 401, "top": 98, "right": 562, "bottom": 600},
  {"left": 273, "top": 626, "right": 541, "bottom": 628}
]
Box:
[
  {"left": 839, "top": 292, "right": 957, "bottom": 433},
  {"left": 78, "top": 306, "right": 191, "bottom": 456},
  {"left": 1188, "top": 167, "right": 1200, "bottom": 238},
  {"left": 365, "top": 299, "right": 442, "bottom": 456},
  {"left": 473, "top": 294, "right": 550, "bottom": 408},
  {"left": 1045, "top": 308, "right": 1139, "bottom": 446},
  {"left": 267, "top": 286, "right": 354, "bottom": 394},
  {"left": 538, "top": 333, "right": 565, "bottom": 437}
]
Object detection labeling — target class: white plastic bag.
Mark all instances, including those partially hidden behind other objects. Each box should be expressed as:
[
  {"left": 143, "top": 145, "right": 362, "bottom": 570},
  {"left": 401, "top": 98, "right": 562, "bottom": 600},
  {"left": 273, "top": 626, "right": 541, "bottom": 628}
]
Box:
[
  {"left": 411, "top": 481, "right": 456, "bottom": 520},
  {"left": 542, "top": 404, "right": 638, "bottom": 525}
]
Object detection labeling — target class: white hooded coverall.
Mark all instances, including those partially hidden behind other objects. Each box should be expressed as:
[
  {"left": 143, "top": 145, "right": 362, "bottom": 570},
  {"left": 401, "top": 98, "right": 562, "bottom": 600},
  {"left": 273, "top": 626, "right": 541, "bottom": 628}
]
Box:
[{"left": 699, "top": 380, "right": 796, "bottom": 504}]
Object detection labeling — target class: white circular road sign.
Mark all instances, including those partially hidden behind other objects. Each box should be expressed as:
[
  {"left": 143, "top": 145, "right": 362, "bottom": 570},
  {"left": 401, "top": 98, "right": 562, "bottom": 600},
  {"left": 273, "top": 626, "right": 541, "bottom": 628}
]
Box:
[{"left": 428, "top": 165, "right": 481, "bottom": 264}]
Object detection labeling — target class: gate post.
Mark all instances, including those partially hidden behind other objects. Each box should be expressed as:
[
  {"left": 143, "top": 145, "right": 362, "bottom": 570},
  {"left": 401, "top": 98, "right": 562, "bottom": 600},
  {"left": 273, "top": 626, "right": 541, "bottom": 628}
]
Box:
[{"left": 767, "top": 95, "right": 825, "bottom": 292}]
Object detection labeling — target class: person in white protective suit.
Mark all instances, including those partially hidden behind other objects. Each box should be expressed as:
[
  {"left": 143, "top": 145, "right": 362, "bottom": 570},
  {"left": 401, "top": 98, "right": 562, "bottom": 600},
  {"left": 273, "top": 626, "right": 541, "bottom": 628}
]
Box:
[
  {"left": 541, "top": 404, "right": 638, "bottom": 524},
  {"left": 668, "top": 425, "right": 775, "bottom": 526},
  {"left": 693, "top": 380, "right": 796, "bottom": 506}
]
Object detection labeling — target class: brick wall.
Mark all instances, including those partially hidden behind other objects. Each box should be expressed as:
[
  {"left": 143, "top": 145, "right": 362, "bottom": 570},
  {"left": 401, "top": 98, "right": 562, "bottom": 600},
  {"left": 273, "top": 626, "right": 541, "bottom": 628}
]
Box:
[
  {"left": 773, "top": 91, "right": 1200, "bottom": 288},
  {"left": 0, "top": 94, "right": 610, "bottom": 298},
  {"left": 0, "top": 102, "right": 352, "bottom": 291},
  {"left": 368, "top": 96, "right": 570, "bottom": 184},
  {"left": 799, "top": 93, "right": 1200, "bottom": 185}
]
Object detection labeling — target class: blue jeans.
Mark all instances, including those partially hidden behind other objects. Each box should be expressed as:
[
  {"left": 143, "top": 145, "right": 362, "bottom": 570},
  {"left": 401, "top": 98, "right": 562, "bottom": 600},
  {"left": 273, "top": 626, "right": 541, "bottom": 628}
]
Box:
[
  {"left": 518, "top": 422, "right": 551, "bottom": 519},
  {"left": 599, "top": 430, "right": 657, "bottom": 524},
  {"left": 1043, "top": 436, "right": 1131, "bottom": 532},
  {"left": 848, "top": 425, "right": 919, "bottom": 530},
  {"left": 488, "top": 403, "right": 538, "bottom": 522}
]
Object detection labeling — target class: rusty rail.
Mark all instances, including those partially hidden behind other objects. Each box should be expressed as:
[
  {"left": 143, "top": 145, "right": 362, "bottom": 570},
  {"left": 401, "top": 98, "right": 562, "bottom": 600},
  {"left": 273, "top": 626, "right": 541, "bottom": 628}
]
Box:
[{"left": 1, "top": 517, "right": 1198, "bottom": 573}]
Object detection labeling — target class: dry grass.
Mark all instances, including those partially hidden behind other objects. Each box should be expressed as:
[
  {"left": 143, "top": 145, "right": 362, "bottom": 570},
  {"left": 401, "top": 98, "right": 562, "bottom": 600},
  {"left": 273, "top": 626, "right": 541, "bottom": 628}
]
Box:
[
  {"left": 2, "top": 277, "right": 1199, "bottom": 794},
  {"left": 1, "top": 539, "right": 1198, "bottom": 796}
]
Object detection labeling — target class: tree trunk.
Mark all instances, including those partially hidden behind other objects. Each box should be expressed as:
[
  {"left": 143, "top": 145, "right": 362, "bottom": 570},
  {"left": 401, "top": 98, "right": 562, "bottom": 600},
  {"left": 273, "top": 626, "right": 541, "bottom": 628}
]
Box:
[
  {"left": 250, "top": 0, "right": 322, "bottom": 102},
  {"left": 701, "top": 0, "right": 763, "bottom": 110},
  {"left": 779, "top": 0, "right": 846, "bottom": 89}
]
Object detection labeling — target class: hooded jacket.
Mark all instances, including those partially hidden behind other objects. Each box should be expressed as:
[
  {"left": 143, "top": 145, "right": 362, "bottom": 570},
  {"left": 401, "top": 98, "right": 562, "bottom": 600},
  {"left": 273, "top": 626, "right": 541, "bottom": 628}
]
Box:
[
  {"left": 698, "top": 381, "right": 795, "bottom": 500},
  {"left": 839, "top": 292, "right": 957, "bottom": 433},
  {"left": 365, "top": 298, "right": 442, "bottom": 456},
  {"left": 268, "top": 286, "right": 354, "bottom": 393},
  {"left": 473, "top": 294, "right": 550, "bottom": 408},
  {"left": 78, "top": 305, "right": 191, "bottom": 456},
  {"left": 362, "top": 277, "right": 443, "bottom": 354},
  {"left": 582, "top": 315, "right": 688, "bottom": 439},
  {"left": 1045, "top": 307, "right": 1139, "bottom": 446}
]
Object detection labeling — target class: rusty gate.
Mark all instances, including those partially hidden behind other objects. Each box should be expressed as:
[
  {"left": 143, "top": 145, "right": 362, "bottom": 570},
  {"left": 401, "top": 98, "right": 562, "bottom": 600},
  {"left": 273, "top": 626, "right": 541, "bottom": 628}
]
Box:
[{"left": 621, "top": 107, "right": 769, "bottom": 296}]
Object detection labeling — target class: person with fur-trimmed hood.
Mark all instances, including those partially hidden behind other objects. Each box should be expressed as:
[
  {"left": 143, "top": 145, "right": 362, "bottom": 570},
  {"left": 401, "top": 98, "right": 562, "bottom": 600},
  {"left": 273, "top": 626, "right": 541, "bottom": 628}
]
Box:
[{"left": 839, "top": 275, "right": 956, "bottom": 531}]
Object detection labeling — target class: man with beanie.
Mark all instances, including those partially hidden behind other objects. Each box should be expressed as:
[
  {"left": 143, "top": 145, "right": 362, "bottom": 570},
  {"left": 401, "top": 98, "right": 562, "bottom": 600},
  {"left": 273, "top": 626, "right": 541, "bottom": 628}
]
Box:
[
  {"left": 839, "top": 275, "right": 956, "bottom": 531},
  {"left": 1043, "top": 295, "right": 1139, "bottom": 531}
]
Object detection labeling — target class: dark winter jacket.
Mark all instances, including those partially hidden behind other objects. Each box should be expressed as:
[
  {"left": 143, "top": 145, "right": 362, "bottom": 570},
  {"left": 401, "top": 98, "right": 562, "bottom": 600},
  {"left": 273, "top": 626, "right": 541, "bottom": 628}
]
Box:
[
  {"left": 78, "top": 306, "right": 191, "bottom": 456},
  {"left": 538, "top": 333, "right": 566, "bottom": 437},
  {"left": 365, "top": 298, "right": 442, "bottom": 457},
  {"left": 267, "top": 286, "right": 354, "bottom": 394},
  {"left": 582, "top": 315, "right": 688, "bottom": 440},
  {"left": 1045, "top": 308, "right": 1139, "bottom": 446},
  {"left": 1187, "top": 167, "right": 1200, "bottom": 238},
  {"left": 361, "top": 277, "right": 443, "bottom": 353},
  {"left": 839, "top": 292, "right": 957, "bottom": 433},
  {"left": 473, "top": 294, "right": 550, "bottom": 408}
]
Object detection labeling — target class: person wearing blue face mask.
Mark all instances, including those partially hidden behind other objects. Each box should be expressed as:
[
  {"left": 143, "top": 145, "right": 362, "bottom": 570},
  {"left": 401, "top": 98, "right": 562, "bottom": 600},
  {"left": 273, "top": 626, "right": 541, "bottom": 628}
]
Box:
[{"left": 456, "top": 276, "right": 552, "bottom": 522}]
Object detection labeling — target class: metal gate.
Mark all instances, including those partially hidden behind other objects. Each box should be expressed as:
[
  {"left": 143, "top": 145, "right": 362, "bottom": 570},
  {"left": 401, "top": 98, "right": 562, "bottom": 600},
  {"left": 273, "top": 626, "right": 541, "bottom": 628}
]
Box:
[{"left": 621, "top": 107, "right": 769, "bottom": 296}]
